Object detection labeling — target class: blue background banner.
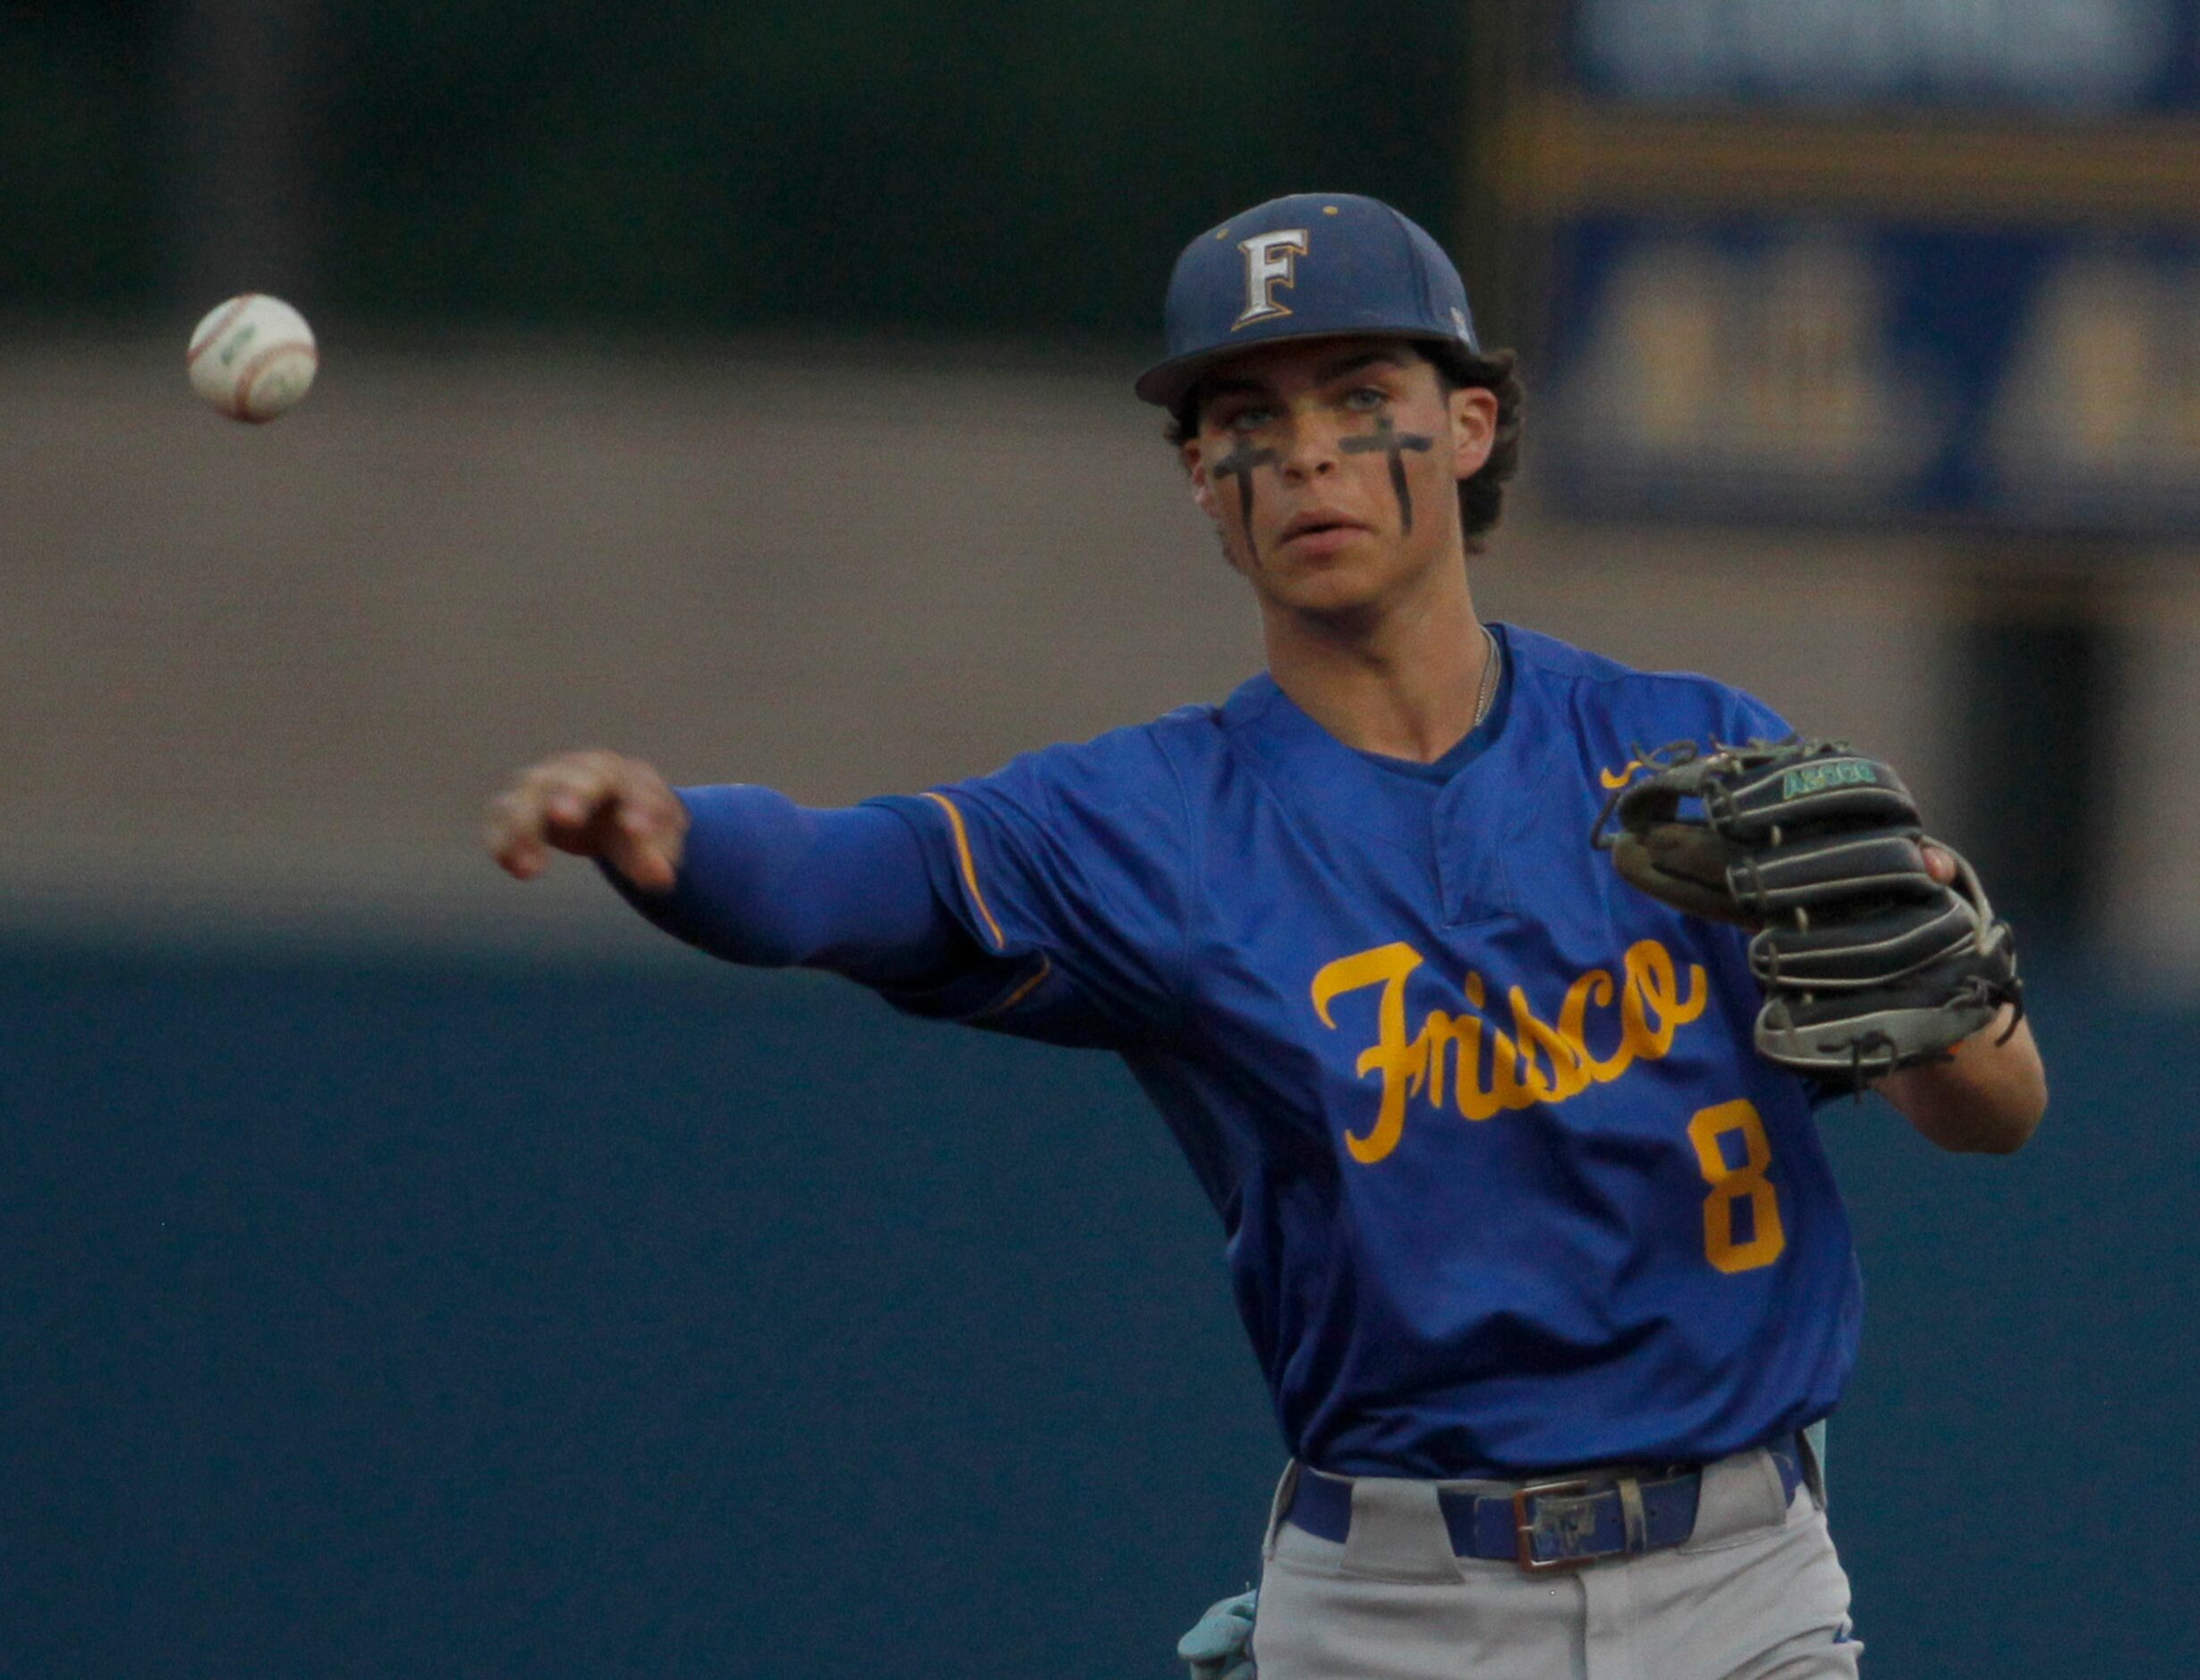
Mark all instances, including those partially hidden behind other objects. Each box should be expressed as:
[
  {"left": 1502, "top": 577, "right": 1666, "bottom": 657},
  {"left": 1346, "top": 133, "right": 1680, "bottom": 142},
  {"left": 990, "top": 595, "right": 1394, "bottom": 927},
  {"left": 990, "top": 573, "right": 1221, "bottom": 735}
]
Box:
[
  {"left": 5, "top": 938, "right": 2190, "bottom": 1676},
  {"left": 1532, "top": 1, "right": 2200, "bottom": 530},
  {"left": 1541, "top": 216, "right": 2200, "bottom": 530}
]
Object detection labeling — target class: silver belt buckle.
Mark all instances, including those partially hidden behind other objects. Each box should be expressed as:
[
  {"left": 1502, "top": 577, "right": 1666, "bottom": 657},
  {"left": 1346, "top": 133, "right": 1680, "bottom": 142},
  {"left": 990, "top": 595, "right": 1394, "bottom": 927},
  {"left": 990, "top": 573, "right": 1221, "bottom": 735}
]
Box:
[{"left": 1512, "top": 1477, "right": 1597, "bottom": 1572}]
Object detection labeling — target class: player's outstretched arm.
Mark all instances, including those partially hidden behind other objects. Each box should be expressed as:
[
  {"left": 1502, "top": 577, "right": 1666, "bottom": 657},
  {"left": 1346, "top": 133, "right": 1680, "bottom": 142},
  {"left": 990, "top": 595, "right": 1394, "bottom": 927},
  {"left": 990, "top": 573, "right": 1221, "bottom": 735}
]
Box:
[
  {"left": 485, "top": 749, "right": 688, "bottom": 893},
  {"left": 485, "top": 751, "right": 985, "bottom": 989}
]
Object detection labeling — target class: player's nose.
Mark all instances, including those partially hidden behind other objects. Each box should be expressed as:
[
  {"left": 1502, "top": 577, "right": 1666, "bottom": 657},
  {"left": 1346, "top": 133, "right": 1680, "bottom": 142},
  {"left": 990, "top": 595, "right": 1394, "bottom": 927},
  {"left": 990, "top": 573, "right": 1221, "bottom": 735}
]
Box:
[{"left": 1275, "top": 414, "right": 1343, "bottom": 482}]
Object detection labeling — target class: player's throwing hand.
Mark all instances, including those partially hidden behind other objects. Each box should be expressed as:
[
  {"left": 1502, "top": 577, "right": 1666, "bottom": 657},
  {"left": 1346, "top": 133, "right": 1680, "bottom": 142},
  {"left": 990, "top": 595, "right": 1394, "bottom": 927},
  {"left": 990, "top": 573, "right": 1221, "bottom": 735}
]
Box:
[{"left": 484, "top": 749, "right": 688, "bottom": 892}]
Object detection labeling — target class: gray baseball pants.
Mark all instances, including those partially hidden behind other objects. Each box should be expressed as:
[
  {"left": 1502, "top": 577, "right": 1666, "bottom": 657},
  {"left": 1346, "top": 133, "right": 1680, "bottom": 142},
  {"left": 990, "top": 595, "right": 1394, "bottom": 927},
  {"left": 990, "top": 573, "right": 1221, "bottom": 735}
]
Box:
[{"left": 1250, "top": 1447, "right": 1862, "bottom": 1679}]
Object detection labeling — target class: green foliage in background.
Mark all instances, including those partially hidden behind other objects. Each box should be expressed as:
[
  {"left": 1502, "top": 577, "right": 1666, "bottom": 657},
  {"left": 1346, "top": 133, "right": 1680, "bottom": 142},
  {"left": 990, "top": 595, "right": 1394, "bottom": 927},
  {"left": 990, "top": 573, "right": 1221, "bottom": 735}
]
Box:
[{"left": 2, "top": 0, "right": 1470, "bottom": 338}]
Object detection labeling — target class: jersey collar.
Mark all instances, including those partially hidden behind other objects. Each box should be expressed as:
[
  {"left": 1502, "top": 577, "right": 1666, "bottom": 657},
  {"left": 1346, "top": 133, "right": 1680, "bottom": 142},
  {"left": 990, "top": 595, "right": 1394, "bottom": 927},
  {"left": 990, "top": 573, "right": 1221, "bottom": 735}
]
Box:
[{"left": 1219, "top": 624, "right": 1519, "bottom": 841}]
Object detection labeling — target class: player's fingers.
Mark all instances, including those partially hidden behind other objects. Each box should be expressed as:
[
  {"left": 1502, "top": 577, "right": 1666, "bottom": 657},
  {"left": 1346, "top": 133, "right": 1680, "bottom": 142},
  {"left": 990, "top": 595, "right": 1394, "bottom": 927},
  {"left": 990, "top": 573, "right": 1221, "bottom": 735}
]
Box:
[
  {"left": 524, "top": 759, "right": 619, "bottom": 836},
  {"left": 483, "top": 789, "right": 552, "bottom": 879},
  {"left": 488, "top": 751, "right": 624, "bottom": 869},
  {"left": 607, "top": 758, "right": 686, "bottom": 837},
  {"left": 489, "top": 751, "right": 681, "bottom": 878},
  {"left": 605, "top": 831, "right": 680, "bottom": 894},
  {"left": 613, "top": 787, "right": 684, "bottom": 843},
  {"left": 1921, "top": 842, "right": 1958, "bottom": 886},
  {"left": 605, "top": 788, "right": 685, "bottom": 892},
  {"left": 530, "top": 753, "right": 670, "bottom": 853},
  {"left": 499, "top": 843, "right": 548, "bottom": 880}
]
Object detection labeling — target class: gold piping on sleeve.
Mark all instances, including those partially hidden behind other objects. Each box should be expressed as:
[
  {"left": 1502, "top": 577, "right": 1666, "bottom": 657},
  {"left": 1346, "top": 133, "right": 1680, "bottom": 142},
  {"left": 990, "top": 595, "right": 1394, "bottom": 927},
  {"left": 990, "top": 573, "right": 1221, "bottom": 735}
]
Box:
[
  {"left": 921, "top": 792, "right": 1007, "bottom": 951},
  {"left": 973, "top": 956, "right": 1053, "bottom": 1022}
]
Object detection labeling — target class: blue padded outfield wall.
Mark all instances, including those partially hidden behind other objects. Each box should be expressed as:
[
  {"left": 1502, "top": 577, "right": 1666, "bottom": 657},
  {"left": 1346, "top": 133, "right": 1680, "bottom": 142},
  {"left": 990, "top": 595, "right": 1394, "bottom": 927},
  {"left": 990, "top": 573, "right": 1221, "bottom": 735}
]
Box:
[{"left": 4, "top": 937, "right": 2192, "bottom": 1677}]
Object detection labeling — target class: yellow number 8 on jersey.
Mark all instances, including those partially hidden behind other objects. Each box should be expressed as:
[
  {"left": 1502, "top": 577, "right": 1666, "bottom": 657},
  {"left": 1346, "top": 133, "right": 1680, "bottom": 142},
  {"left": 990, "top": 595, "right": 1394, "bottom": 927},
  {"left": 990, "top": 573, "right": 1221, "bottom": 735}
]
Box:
[{"left": 1688, "top": 1099, "right": 1788, "bottom": 1274}]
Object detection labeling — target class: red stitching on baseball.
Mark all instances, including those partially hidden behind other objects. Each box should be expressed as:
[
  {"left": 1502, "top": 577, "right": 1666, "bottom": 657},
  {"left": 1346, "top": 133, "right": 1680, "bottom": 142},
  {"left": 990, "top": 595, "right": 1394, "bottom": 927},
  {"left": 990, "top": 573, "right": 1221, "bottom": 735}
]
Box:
[
  {"left": 187, "top": 294, "right": 259, "bottom": 369},
  {"left": 230, "top": 339, "right": 318, "bottom": 420}
]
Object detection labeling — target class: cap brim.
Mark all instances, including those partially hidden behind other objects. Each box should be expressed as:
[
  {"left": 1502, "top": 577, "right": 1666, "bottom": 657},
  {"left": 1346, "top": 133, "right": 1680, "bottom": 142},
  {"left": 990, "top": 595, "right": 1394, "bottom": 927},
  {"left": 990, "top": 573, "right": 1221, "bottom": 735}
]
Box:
[{"left": 1133, "top": 326, "right": 1467, "bottom": 410}]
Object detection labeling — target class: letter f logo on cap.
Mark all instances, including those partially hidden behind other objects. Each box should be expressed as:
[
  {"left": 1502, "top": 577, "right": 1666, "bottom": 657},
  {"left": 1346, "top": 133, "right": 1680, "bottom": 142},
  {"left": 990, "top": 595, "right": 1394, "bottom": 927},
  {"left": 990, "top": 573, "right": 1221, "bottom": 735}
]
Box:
[{"left": 1235, "top": 230, "right": 1309, "bottom": 328}]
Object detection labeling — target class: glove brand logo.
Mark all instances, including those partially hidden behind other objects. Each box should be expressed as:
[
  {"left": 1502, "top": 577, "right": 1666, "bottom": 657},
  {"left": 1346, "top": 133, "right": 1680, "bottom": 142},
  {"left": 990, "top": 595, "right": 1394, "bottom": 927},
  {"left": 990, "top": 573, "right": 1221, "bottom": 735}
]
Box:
[
  {"left": 1310, "top": 939, "right": 1709, "bottom": 1165},
  {"left": 1780, "top": 759, "right": 1879, "bottom": 799},
  {"left": 1236, "top": 230, "right": 1310, "bottom": 329}
]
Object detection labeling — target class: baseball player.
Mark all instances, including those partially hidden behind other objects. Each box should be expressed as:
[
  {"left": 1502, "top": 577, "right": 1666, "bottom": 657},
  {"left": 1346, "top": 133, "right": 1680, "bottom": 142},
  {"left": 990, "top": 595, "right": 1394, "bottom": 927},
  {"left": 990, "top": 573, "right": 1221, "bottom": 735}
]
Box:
[{"left": 486, "top": 193, "right": 2046, "bottom": 1678}]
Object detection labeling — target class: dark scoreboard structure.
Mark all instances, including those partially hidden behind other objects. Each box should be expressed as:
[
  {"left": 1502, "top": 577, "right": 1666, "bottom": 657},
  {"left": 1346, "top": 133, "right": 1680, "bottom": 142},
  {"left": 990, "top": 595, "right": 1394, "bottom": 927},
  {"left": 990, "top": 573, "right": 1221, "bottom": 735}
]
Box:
[{"left": 1511, "top": 0, "right": 2200, "bottom": 531}]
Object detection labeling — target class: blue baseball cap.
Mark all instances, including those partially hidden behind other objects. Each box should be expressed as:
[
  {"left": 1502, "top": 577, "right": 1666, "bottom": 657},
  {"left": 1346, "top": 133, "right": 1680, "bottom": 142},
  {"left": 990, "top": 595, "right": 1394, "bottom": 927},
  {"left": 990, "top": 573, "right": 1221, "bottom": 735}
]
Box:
[{"left": 1134, "top": 192, "right": 1480, "bottom": 410}]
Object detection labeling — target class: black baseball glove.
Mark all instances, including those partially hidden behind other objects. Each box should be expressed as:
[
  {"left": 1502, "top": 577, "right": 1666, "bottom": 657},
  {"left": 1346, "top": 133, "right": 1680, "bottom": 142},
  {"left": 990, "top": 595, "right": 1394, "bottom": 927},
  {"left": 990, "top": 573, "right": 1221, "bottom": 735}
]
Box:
[{"left": 1593, "top": 738, "right": 2022, "bottom": 1085}]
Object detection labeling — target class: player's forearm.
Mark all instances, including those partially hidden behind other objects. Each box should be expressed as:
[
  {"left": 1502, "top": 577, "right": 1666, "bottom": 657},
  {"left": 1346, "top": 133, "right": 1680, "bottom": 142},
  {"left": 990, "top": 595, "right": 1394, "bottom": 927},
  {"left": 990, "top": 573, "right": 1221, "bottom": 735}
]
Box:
[
  {"left": 602, "top": 785, "right": 969, "bottom": 986},
  {"left": 1878, "top": 1007, "right": 2046, "bottom": 1154}
]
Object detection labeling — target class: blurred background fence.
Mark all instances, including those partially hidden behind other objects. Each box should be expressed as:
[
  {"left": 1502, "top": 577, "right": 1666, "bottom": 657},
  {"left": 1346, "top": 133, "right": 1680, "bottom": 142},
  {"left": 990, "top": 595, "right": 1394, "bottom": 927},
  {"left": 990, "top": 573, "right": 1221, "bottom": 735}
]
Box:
[{"left": 4, "top": 1, "right": 2196, "bottom": 1674}]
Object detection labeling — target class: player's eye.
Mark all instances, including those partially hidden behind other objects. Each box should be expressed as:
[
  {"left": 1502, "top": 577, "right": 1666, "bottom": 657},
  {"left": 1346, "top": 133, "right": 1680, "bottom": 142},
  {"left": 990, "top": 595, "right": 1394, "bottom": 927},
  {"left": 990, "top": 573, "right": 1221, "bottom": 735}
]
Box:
[
  {"left": 1343, "top": 386, "right": 1389, "bottom": 412},
  {"left": 1223, "top": 403, "right": 1276, "bottom": 433}
]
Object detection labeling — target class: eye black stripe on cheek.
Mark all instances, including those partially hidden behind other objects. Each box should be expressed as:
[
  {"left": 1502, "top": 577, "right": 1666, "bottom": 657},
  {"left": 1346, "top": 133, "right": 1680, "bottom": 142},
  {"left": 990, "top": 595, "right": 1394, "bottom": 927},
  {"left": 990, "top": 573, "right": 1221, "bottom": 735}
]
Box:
[
  {"left": 1340, "top": 417, "right": 1434, "bottom": 534},
  {"left": 1213, "top": 437, "right": 1280, "bottom": 528}
]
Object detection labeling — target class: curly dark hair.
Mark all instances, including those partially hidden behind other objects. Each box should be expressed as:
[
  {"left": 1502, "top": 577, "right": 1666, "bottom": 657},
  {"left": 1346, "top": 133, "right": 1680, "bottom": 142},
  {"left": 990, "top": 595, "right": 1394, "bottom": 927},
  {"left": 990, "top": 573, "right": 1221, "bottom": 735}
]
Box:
[{"left": 1164, "top": 341, "right": 1525, "bottom": 553}]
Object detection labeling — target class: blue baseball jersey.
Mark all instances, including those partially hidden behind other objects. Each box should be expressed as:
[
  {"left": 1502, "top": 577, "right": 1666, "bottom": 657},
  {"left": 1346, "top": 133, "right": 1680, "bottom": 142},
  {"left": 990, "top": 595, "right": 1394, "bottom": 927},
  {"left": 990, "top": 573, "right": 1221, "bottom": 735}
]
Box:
[{"left": 870, "top": 623, "right": 1861, "bottom": 1479}]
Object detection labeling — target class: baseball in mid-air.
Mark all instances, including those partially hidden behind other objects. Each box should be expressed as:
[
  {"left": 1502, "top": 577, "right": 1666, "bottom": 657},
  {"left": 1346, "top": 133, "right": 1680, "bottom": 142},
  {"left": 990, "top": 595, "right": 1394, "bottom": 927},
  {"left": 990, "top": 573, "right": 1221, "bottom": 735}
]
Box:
[{"left": 187, "top": 293, "right": 318, "bottom": 422}]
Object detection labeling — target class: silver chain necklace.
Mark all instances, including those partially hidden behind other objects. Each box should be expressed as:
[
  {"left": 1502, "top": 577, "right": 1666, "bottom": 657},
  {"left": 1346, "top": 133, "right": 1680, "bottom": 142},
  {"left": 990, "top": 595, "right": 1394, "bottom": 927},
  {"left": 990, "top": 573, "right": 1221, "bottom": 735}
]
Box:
[{"left": 1472, "top": 624, "right": 1501, "bottom": 728}]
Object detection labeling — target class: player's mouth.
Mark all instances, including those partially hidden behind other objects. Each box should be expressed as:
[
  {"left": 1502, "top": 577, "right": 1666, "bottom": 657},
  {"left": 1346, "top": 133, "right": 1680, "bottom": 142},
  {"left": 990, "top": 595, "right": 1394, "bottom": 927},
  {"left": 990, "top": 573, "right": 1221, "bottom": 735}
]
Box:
[{"left": 1277, "top": 510, "right": 1372, "bottom": 556}]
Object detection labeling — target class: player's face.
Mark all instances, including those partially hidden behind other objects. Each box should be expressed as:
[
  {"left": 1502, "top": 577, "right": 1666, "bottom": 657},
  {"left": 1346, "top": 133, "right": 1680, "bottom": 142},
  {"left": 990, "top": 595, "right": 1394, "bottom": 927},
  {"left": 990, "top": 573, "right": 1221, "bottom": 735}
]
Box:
[{"left": 1181, "top": 339, "right": 1497, "bottom": 624}]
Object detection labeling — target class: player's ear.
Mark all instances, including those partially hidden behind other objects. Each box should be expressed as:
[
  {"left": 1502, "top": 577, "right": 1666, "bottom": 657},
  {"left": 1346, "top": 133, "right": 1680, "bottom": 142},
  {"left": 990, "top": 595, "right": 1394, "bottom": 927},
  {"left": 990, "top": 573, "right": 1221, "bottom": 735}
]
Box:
[
  {"left": 1183, "top": 439, "right": 1220, "bottom": 520},
  {"left": 1447, "top": 385, "right": 1499, "bottom": 482}
]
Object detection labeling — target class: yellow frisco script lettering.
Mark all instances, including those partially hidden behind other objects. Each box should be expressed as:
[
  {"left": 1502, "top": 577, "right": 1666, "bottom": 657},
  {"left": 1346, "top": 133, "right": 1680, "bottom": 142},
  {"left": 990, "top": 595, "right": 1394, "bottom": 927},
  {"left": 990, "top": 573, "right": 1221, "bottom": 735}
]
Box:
[{"left": 1310, "top": 940, "right": 1709, "bottom": 1164}]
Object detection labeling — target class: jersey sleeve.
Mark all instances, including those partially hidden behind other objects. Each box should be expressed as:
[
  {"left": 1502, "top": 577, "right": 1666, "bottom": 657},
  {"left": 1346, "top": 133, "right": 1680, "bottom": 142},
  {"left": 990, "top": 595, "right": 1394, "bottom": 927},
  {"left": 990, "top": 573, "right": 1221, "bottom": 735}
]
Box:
[
  {"left": 865, "top": 725, "right": 1195, "bottom": 1049},
  {"left": 601, "top": 786, "right": 981, "bottom": 989}
]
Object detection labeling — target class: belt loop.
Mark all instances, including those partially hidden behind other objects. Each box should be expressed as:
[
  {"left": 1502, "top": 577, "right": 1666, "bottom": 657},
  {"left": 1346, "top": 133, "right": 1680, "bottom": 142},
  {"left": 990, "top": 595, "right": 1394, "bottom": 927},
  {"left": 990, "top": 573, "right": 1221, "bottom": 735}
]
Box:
[
  {"left": 1342, "top": 1475, "right": 1461, "bottom": 1582},
  {"left": 1685, "top": 1447, "right": 1784, "bottom": 1548},
  {"left": 1618, "top": 1475, "right": 1648, "bottom": 1553}
]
